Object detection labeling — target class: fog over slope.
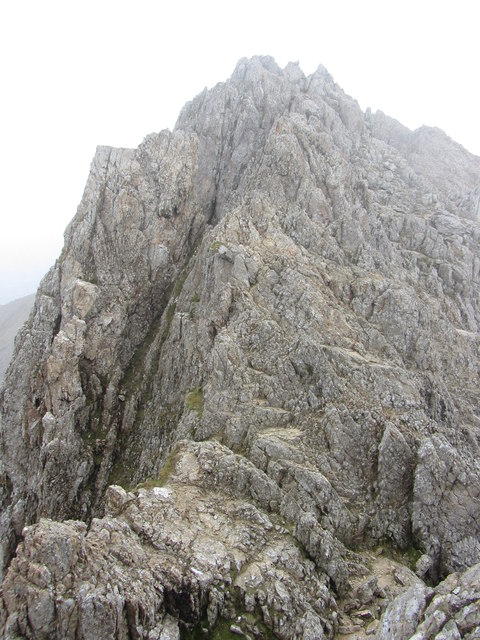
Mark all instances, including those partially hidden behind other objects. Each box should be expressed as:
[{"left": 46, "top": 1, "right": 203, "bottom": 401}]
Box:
[{"left": 0, "top": 294, "right": 35, "bottom": 383}]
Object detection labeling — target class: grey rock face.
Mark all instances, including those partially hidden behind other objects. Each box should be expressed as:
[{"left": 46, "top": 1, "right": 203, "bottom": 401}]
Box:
[
  {"left": 375, "top": 563, "right": 480, "bottom": 639},
  {"left": 0, "top": 442, "right": 335, "bottom": 639},
  {"left": 1, "top": 56, "right": 480, "bottom": 638}
]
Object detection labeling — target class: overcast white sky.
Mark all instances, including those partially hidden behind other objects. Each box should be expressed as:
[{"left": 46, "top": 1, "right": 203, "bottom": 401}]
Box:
[{"left": 1, "top": 0, "right": 479, "bottom": 304}]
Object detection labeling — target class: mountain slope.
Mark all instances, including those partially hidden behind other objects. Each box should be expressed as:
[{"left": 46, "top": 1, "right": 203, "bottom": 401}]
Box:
[
  {"left": 0, "top": 294, "right": 35, "bottom": 383},
  {"left": 1, "top": 57, "right": 480, "bottom": 639}
]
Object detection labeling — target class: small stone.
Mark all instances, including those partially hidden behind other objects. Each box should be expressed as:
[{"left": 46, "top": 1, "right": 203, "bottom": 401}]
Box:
[
  {"left": 366, "top": 619, "right": 379, "bottom": 635},
  {"left": 356, "top": 577, "right": 378, "bottom": 605},
  {"left": 338, "top": 624, "right": 362, "bottom": 634},
  {"left": 393, "top": 570, "right": 407, "bottom": 586},
  {"left": 344, "top": 599, "right": 361, "bottom": 612},
  {"left": 415, "top": 554, "right": 433, "bottom": 578},
  {"left": 356, "top": 609, "right": 374, "bottom": 620},
  {"left": 104, "top": 485, "right": 131, "bottom": 516},
  {"left": 434, "top": 619, "right": 461, "bottom": 640},
  {"left": 229, "top": 625, "right": 244, "bottom": 636}
]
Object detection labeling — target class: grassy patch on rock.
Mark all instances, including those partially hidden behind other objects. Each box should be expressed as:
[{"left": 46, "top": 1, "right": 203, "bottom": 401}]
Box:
[
  {"left": 134, "top": 450, "right": 178, "bottom": 492},
  {"left": 186, "top": 387, "right": 204, "bottom": 417}
]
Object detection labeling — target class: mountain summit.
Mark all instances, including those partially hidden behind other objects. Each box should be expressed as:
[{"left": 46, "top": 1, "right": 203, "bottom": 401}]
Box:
[{"left": 1, "top": 56, "right": 480, "bottom": 639}]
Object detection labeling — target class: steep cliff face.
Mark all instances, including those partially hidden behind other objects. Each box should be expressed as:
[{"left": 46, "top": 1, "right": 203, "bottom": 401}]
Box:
[{"left": 1, "top": 57, "right": 480, "bottom": 639}]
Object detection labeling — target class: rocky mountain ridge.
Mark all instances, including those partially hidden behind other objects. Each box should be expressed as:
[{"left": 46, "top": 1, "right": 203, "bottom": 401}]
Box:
[{"left": 1, "top": 56, "right": 479, "bottom": 638}]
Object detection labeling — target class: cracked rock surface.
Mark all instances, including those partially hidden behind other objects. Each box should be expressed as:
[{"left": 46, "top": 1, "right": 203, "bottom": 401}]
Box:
[
  {"left": 1, "top": 56, "right": 480, "bottom": 638},
  {"left": 0, "top": 442, "right": 337, "bottom": 639}
]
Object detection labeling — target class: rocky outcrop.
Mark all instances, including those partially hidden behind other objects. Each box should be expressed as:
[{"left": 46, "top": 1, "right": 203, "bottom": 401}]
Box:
[
  {"left": 0, "top": 442, "right": 338, "bottom": 639},
  {"left": 376, "top": 563, "right": 480, "bottom": 639},
  {"left": 1, "top": 56, "right": 480, "bottom": 638}
]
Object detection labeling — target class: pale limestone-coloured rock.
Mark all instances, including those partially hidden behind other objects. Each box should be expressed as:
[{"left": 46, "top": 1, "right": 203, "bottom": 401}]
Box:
[
  {"left": 0, "top": 442, "right": 336, "bottom": 639},
  {"left": 376, "top": 562, "right": 480, "bottom": 639},
  {"left": 366, "top": 618, "right": 380, "bottom": 635},
  {"left": 375, "top": 583, "right": 430, "bottom": 639},
  {"left": 415, "top": 554, "right": 434, "bottom": 579},
  {"left": 413, "top": 435, "right": 480, "bottom": 580},
  {"left": 370, "top": 422, "right": 415, "bottom": 547}
]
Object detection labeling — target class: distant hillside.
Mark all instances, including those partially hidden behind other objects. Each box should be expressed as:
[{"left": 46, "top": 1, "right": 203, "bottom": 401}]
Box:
[
  {"left": 0, "top": 293, "right": 35, "bottom": 382},
  {"left": 1, "top": 57, "right": 480, "bottom": 638}
]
